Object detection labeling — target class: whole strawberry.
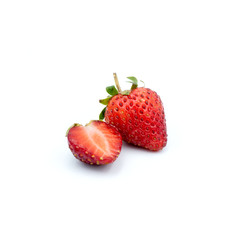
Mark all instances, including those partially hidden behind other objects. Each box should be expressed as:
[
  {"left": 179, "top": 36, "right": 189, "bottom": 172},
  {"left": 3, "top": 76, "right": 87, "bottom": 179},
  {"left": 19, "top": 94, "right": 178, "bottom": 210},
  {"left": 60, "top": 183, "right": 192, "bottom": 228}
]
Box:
[{"left": 99, "top": 73, "right": 167, "bottom": 151}]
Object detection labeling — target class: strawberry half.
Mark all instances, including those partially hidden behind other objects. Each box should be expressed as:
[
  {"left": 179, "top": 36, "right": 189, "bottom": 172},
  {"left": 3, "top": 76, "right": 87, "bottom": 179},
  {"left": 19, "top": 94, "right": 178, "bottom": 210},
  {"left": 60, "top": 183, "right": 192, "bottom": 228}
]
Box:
[
  {"left": 66, "top": 120, "right": 122, "bottom": 165},
  {"left": 99, "top": 73, "right": 167, "bottom": 151}
]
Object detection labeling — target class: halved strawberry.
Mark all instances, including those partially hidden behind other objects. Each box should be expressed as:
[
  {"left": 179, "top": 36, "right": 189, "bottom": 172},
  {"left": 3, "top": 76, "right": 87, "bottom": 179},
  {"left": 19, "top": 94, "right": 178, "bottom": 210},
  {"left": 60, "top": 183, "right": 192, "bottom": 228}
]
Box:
[{"left": 66, "top": 120, "right": 122, "bottom": 165}]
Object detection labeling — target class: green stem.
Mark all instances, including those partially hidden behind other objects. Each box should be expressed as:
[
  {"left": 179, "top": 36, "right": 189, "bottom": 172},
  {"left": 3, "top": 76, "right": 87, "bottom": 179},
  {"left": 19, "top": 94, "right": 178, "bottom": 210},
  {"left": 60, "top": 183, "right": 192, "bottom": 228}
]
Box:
[{"left": 113, "top": 73, "right": 122, "bottom": 92}]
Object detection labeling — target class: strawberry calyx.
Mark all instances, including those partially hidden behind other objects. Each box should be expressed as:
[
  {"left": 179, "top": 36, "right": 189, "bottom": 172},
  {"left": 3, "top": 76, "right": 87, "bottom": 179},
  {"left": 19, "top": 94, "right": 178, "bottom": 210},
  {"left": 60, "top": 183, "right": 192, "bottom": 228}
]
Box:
[
  {"left": 99, "top": 96, "right": 112, "bottom": 105},
  {"left": 99, "top": 73, "right": 142, "bottom": 120},
  {"left": 127, "top": 76, "right": 138, "bottom": 90},
  {"left": 99, "top": 107, "right": 107, "bottom": 120},
  {"left": 121, "top": 90, "right": 131, "bottom": 95},
  {"left": 106, "top": 85, "right": 118, "bottom": 96}
]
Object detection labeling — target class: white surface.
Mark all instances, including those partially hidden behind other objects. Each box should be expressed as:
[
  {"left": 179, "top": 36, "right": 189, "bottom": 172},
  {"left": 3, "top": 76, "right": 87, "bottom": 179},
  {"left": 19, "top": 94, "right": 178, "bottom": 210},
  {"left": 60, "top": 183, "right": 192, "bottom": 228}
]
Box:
[{"left": 0, "top": 1, "right": 240, "bottom": 239}]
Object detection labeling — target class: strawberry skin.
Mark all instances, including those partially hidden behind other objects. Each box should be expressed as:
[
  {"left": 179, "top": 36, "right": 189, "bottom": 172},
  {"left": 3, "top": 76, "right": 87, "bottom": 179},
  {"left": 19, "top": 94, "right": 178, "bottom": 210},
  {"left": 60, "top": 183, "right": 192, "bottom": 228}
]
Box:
[
  {"left": 67, "top": 120, "right": 122, "bottom": 165},
  {"left": 104, "top": 87, "right": 167, "bottom": 151}
]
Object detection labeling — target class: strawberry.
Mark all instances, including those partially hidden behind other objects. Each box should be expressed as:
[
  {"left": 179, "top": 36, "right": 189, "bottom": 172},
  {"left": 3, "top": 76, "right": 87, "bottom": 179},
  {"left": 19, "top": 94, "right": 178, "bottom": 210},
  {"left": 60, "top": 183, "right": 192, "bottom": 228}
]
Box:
[
  {"left": 99, "top": 73, "right": 167, "bottom": 151},
  {"left": 66, "top": 120, "right": 122, "bottom": 165}
]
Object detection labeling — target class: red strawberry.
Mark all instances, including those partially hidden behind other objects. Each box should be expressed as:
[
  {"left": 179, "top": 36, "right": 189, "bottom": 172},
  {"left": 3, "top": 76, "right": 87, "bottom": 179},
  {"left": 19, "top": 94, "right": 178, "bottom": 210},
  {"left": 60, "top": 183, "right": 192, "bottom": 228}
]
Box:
[
  {"left": 99, "top": 73, "right": 167, "bottom": 151},
  {"left": 66, "top": 120, "right": 122, "bottom": 165}
]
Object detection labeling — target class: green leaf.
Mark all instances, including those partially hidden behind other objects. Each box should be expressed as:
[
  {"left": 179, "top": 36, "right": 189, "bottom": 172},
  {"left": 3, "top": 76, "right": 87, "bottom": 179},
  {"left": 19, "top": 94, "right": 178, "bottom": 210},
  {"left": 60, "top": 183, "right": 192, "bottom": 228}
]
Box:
[
  {"left": 131, "top": 84, "right": 138, "bottom": 90},
  {"left": 127, "top": 76, "right": 138, "bottom": 85},
  {"left": 127, "top": 76, "right": 138, "bottom": 90},
  {"left": 99, "top": 96, "right": 112, "bottom": 105},
  {"left": 106, "top": 85, "right": 118, "bottom": 96},
  {"left": 99, "top": 107, "right": 106, "bottom": 120}
]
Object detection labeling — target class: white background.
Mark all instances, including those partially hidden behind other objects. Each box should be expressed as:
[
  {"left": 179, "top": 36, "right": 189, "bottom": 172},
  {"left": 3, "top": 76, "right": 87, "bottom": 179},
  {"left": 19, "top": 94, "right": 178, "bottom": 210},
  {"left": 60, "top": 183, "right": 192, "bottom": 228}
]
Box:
[{"left": 0, "top": 0, "right": 240, "bottom": 239}]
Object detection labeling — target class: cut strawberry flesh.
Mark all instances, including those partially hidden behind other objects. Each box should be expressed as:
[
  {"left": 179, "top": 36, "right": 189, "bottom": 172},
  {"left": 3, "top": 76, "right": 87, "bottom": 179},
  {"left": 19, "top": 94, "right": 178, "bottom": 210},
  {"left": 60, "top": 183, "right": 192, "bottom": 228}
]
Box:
[{"left": 67, "top": 121, "right": 122, "bottom": 165}]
